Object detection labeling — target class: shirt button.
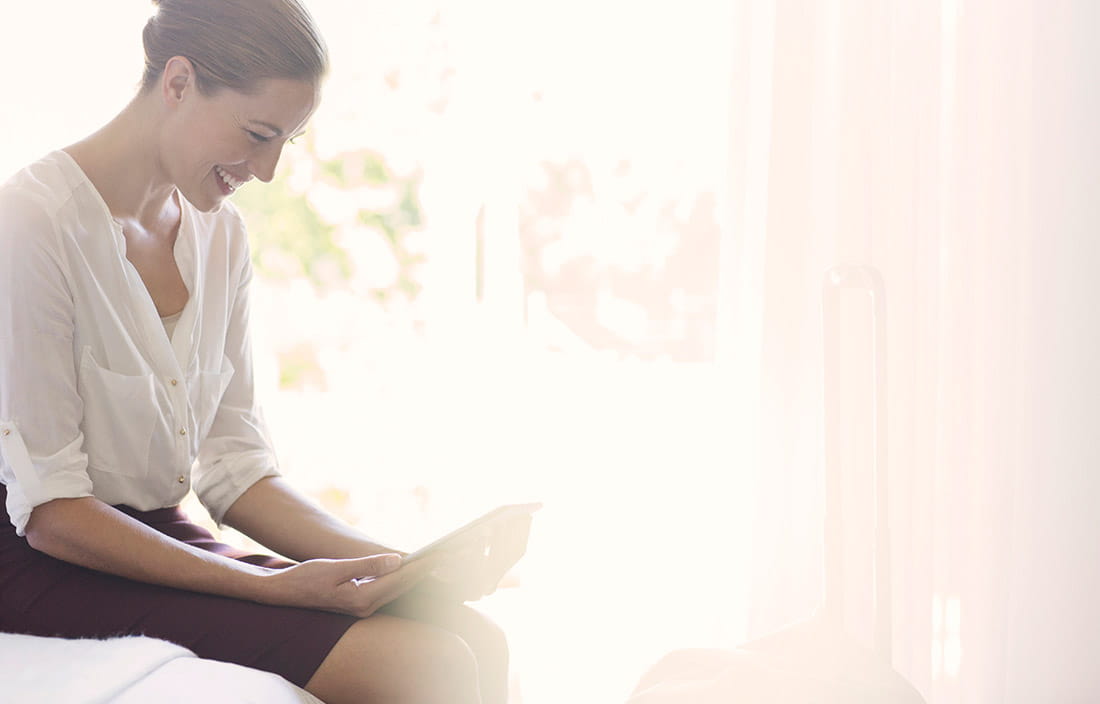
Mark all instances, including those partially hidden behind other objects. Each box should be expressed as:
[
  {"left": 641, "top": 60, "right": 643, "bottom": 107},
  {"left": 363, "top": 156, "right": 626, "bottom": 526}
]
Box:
[
  {"left": 170, "top": 378, "right": 178, "bottom": 386},
  {"left": 178, "top": 475, "right": 186, "bottom": 484},
  {"left": 179, "top": 428, "right": 187, "bottom": 436},
  {"left": 2, "top": 429, "right": 9, "bottom": 437}
]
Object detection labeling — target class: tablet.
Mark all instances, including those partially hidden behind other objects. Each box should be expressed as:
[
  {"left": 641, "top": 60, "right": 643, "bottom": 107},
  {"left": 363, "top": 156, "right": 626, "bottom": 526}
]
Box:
[{"left": 402, "top": 502, "right": 543, "bottom": 565}]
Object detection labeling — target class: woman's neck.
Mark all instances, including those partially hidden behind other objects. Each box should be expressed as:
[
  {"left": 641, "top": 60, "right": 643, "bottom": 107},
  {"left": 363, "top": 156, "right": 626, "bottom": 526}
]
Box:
[{"left": 64, "top": 93, "right": 180, "bottom": 235}]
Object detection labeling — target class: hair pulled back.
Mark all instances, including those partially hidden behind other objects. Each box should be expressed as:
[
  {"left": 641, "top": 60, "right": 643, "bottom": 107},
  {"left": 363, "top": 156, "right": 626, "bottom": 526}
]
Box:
[{"left": 141, "top": 0, "right": 328, "bottom": 95}]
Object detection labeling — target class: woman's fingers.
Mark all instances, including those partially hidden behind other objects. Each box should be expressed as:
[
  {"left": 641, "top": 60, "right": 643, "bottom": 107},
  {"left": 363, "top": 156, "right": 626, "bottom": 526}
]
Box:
[
  {"left": 264, "top": 553, "right": 415, "bottom": 616},
  {"left": 420, "top": 516, "right": 533, "bottom": 602},
  {"left": 302, "top": 513, "right": 536, "bottom": 613},
  {"left": 426, "top": 543, "right": 488, "bottom": 598},
  {"left": 339, "top": 553, "right": 403, "bottom": 583},
  {"left": 344, "top": 554, "right": 446, "bottom": 617},
  {"left": 479, "top": 514, "right": 533, "bottom": 592}
]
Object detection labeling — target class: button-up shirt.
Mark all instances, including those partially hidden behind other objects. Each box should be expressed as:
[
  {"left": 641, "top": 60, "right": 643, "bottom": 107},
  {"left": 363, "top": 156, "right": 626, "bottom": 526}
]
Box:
[{"left": 0, "top": 151, "right": 280, "bottom": 536}]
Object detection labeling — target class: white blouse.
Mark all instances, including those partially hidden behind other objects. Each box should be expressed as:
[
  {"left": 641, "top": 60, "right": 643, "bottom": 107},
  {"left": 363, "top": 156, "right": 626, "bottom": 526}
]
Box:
[{"left": 0, "top": 151, "right": 280, "bottom": 536}]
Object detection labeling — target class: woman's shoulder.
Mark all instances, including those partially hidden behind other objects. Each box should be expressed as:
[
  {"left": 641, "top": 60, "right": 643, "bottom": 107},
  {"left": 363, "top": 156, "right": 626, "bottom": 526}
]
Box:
[
  {"left": 0, "top": 151, "right": 89, "bottom": 229},
  {"left": 0, "top": 153, "right": 92, "bottom": 280},
  {"left": 2, "top": 150, "right": 81, "bottom": 195},
  {"left": 0, "top": 156, "right": 66, "bottom": 244},
  {"left": 0, "top": 151, "right": 119, "bottom": 262}
]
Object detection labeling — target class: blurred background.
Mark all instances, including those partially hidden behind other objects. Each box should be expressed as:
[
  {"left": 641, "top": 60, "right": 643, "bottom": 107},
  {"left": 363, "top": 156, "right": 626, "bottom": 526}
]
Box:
[{"left": 3, "top": 1, "right": 1099, "bottom": 702}]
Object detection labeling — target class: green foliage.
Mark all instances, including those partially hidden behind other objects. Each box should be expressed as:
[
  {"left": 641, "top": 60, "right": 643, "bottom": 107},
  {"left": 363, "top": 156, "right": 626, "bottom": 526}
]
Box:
[
  {"left": 316, "top": 150, "right": 394, "bottom": 189},
  {"left": 233, "top": 163, "right": 349, "bottom": 287},
  {"left": 231, "top": 140, "right": 428, "bottom": 388},
  {"left": 233, "top": 141, "right": 426, "bottom": 304},
  {"left": 336, "top": 152, "right": 426, "bottom": 304}
]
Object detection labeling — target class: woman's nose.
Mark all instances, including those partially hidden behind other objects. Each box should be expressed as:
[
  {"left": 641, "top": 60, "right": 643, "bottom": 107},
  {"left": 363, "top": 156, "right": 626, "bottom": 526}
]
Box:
[{"left": 250, "top": 144, "right": 284, "bottom": 183}]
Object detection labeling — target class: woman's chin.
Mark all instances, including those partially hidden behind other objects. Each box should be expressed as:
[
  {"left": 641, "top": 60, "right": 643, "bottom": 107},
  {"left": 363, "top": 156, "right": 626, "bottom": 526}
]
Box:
[{"left": 179, "top": 185, "right": 229, "bottom": 213}]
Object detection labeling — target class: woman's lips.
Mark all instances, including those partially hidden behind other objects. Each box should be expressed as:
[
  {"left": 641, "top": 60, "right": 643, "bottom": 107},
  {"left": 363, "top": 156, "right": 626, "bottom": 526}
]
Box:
[{"left": 214, "top": 165, "right": 247, "bottom": 194}]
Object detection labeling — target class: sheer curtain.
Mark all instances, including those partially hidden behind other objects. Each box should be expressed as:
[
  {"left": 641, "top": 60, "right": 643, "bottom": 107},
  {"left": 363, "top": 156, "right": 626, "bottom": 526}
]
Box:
[{"left": 718, "top": 0, "right": 1100, "bottom": 701}]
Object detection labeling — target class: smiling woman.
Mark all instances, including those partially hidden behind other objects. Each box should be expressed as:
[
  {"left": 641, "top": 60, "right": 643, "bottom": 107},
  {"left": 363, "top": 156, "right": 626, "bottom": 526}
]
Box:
[
  {"left": 152, "top": 67, "right": 318, "bottom": 209},
  {"left": 0, "top": 2, "right": 527, "bottom": 704},
  {"left": 138, "top": 0, "right": 324, "bottom": 208}
]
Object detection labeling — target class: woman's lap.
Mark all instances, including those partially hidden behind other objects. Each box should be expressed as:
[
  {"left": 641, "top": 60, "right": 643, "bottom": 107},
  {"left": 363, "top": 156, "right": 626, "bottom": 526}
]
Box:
[
  {"left": 0, "top": 499, "right": 356, "bottom": 688},
  {"left": 0, "top": 493, "right": 509, "bottom": 696}
]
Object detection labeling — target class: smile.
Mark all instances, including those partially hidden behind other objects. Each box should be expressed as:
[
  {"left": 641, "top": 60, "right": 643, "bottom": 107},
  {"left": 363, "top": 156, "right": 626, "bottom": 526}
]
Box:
[{"left": 215, "top": 165, "right": 249, "bottom": 193}]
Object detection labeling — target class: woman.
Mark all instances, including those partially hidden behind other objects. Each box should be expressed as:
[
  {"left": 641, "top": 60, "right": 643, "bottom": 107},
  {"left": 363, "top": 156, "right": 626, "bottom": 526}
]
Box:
[{"left": 0, "top": 1, "right": 528, "bottom": 702}]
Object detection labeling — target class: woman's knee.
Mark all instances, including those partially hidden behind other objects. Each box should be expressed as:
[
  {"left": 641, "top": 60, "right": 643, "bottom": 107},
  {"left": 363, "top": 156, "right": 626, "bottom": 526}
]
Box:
[
  {"left": 459, "top": 610, "right": 510, "bottom": 704},
  {"left": 418, "top": 622, "right": 482, "bottom": 687},
  {"left": 458, "top": 606, "right": 509, "bottom": 670},
  {"left": 423, "top": 606, "right": 509, "bottom": 704},
  {"left": 382, "top": 595, "right": 510, "bottom": 671},
  {"left": 305, "top": 614, "right": 481, "bottom": 704}
]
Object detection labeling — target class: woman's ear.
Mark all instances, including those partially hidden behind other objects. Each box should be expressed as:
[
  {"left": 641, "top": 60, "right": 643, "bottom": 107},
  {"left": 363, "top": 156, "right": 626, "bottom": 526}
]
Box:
[{"left": 161, "top": 55, "right": 197, "bottom": 106}]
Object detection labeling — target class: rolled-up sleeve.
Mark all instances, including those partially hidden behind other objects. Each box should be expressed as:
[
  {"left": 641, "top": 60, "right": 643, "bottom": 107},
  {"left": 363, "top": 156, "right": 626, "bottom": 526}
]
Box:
[
  {"left": 0, "top": 191, "right": 94, "bottom": 535},
  {"left": 194, "top": 232, "right": 280, "bottom": 525}
]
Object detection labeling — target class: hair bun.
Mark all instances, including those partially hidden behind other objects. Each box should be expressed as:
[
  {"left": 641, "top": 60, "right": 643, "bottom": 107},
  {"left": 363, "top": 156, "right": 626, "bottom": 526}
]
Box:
[{"left": 140, "top": 0, "right": 327, "bottom": 94}]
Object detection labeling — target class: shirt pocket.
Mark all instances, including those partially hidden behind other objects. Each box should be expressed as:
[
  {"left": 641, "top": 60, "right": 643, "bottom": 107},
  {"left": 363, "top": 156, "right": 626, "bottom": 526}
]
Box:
[
  {"left": 77, "top": 348, "right": 158, "bottom": 478},
  {"left": 189, "top": 356, "right": 236, "bottom": 443}
]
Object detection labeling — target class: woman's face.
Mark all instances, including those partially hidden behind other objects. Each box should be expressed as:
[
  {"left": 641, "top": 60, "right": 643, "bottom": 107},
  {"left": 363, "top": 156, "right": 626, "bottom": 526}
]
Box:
[{"left": 161, "top": 73, "right": 319, "bottom": 212}]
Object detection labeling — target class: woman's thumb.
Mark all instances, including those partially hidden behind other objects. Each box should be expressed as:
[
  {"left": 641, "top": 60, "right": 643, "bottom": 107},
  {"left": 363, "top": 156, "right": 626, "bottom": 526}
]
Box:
[{"left": 345, "top": 553, "right": 402, "bottom": 581}]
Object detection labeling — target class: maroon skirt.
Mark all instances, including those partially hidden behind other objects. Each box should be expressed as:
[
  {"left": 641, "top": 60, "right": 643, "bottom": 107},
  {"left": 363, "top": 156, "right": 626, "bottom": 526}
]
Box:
[{"left": 0, "top": 484, "right": 358, "bottom": 689}]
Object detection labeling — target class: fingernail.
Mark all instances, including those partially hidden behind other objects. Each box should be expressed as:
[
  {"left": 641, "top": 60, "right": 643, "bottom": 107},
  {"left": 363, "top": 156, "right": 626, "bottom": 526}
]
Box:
[{"left": 383, "top": 554, "right": 402, "bottom": 571}]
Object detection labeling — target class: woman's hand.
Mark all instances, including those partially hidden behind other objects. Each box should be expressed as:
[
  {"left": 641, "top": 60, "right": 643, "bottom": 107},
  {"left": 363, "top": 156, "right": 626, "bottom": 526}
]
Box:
[
  {"left": 417, "top": 513, "right": 534, "bottom": 603},
  {"left": 258, "top": 552, "right": 446, "bottom": 618}
]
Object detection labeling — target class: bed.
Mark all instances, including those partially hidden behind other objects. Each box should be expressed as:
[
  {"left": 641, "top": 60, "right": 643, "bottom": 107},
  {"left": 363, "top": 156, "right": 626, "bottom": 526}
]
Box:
[{"left": 0, "top": 632, "right": 323, "bottom": 703}]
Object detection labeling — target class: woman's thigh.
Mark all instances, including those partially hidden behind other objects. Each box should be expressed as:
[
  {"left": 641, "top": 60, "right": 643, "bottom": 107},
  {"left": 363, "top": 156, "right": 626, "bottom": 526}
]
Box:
[
  {"left": 0, "top": 505, "right": 508, "bottom": 700},
  {"left": 0, "top": 530, "right": 355, "bottom": 688}
]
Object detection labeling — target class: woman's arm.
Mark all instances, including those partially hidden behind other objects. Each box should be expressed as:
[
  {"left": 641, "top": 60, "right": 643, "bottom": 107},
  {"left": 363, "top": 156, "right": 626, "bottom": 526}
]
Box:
[
  {"left": 222, "top": 476, "right": 399, "bottom": 561},
  {"left": 26, "top": 496, "right": 273, "bottom": 599},
  {"left": 225, "top": 477, "right": 534, "bottom": 604},
  {"left": 25, "top": 494, "right": 431, "bottom": 617}
]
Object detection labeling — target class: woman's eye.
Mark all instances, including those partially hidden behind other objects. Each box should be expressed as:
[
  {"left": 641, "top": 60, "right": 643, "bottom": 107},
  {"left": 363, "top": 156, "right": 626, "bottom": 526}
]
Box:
[{"left": 247, "top": 130, "right": 271, "bottom": 143}]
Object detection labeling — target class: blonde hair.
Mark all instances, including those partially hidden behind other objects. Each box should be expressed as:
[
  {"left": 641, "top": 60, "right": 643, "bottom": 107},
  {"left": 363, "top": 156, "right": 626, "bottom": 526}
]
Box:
[{"left": 140, "top": 0, "right": 328, "bottom": 95}]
